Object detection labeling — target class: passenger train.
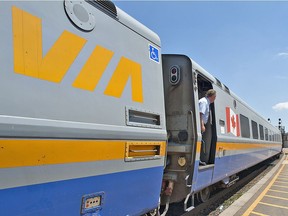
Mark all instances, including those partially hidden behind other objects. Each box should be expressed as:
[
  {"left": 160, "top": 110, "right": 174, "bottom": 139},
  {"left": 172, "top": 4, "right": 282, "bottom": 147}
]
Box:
[{"left": 0, "top": 1, "right": 282, "bottom": 216}]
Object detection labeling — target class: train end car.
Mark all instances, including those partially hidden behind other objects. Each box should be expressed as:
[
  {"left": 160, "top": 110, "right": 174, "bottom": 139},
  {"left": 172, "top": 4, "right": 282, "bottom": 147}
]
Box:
[
  {"left": 160, "top": 54, "right": 282, "bottom": 214},
  {"left": 0, "top": 1, "right": 166, "bottom": 215}
]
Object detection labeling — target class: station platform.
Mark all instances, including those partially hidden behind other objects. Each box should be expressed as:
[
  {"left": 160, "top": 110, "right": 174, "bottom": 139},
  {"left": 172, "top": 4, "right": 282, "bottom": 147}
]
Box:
[{"left": 220, "top": 148, "right": 288, "bottom": 216}]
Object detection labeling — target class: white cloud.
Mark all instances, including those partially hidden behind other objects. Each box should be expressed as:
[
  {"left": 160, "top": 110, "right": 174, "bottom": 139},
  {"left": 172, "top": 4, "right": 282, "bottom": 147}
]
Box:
[
  {"left": 277, "top": 52, "right": 288, "bottom": 57},
  {"left": 272, "top": 102, "right": 288, "bottom": 111}
]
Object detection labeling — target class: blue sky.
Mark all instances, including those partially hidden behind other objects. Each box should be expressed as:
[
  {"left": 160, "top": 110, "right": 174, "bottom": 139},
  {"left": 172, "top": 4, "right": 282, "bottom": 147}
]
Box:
[{"left": 115, "top": 1, "right": 288, "bottom": 131}]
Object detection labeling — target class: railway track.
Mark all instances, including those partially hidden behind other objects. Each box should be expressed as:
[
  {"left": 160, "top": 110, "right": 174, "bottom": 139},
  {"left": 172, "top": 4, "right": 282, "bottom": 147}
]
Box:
[{"left": 164, "top": 154, "right": 281, "bottom": 216}]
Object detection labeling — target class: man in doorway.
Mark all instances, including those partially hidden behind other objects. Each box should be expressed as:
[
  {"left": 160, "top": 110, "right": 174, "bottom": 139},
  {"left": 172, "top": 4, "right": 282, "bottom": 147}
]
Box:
[{"left": 199, "top": 89, "right": 216, "bottom": 166}]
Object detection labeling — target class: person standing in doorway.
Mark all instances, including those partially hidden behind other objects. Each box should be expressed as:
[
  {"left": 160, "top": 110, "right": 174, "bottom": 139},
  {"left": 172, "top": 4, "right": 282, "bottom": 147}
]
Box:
[{"left": 199, "top": 89, "right": 216, "bottom": 166}]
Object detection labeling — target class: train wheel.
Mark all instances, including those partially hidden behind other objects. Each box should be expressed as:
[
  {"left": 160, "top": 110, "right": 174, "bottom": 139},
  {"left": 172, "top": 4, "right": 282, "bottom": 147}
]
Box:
[{"left": 196, "top": 187, "right": 211, "bottom": 203}]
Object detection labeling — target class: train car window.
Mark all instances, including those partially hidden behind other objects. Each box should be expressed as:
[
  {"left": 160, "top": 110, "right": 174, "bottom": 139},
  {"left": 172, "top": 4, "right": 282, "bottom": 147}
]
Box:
[
  {"left": 223, "top": 85, "right": 230, "bottom": 94},
  {"left": 265, "top": 128, "right": 268, "bottom": 140},
  {"left": 240, "top": 114, "right": 250, "bottom": 138},
  {"left": 215, "top": 77, "right": 222, "bottom": 88},
  {"left": 197, "top": 74, "right": 213, "bottom": 98},
  {"left": 233, "top": 100, "right": 237, "bottom": 109},
  {"left": 269, "top": 130, "right": 272, "bottom": 141},
  {"left": 259, "top": 124, "right": 264, "bottom": 140},
  {"left": 251, "top": 120, "right": 258, "bottom": 139}
]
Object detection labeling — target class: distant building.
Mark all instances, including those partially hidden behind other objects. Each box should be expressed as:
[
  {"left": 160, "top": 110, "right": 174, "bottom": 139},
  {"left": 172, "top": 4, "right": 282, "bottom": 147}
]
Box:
[{"left": 283, "top": 132, "right": 288, "bottom": 148}]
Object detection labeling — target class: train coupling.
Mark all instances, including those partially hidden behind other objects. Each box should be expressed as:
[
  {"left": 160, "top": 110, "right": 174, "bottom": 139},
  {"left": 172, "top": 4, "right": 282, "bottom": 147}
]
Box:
[
  {"left": 160, "top": 173, "right": 177, "bottom": 216},
  {"left": 161, "top": 173, "right": 177, "bottom": 196},
  {"left": 162, "top": 180, "right": 174, "bottom": 196},
  {"left": 160, "top": 180, "right": 174, "bottom": 216}
]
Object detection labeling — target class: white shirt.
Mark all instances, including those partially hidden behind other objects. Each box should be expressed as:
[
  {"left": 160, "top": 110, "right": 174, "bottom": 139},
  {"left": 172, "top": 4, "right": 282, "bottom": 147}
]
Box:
[{"left": 199, "top": 97, "right": 210, "bottom": 124}]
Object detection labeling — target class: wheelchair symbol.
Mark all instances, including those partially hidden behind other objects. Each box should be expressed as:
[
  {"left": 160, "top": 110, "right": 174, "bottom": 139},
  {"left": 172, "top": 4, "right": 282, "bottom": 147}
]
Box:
[{"left": 149, "top": 45, "right": 159, "bottom": 63}]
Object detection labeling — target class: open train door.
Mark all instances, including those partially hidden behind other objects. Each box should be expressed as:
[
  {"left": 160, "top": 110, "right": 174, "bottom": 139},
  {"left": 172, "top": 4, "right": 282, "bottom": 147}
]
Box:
[
  {"left": 196, "top": 73, "right": 218, "bottom": 167},
  {"left": 193, "top": 71, "right": 218, "bottom": 203},
  {"left": 161, "top": 54, "right": 198, "bottom": 211}
]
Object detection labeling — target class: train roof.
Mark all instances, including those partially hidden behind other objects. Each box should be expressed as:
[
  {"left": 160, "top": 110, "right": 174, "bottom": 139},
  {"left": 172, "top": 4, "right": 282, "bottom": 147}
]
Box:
[
  {"left": 90, "top": 0, "right": 160, "bottom": 46},
  {"left": 191, "top": 58, "right": 249, "bottom": 106},
  {"left": 190, "top": 58, "right": 279, "bottom": 131},
  {"left": 116, "top": 6, "right": 161, "bottom": 47}
]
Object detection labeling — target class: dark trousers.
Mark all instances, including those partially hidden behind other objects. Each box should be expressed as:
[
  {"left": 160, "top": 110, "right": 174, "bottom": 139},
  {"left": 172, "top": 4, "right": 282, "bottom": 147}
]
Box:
[{"left": 200, "top": 122, "right": 212, "bottom": 164}]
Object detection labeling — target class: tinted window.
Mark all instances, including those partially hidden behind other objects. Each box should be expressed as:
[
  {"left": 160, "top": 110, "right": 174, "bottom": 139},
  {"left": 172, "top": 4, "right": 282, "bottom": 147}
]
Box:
[
  {"left": 259, "top": 124, "right": 264, "bottom": 140},
  {"left": 265, "top": 128, "right": 268, "bottom": 141},
  {"left": 269, "top": 130, "right": 272, "bottom": 141},
  {"left": 240, "top": 114, "right": 250, "bottom": 138},
  {"left": 251, "top": 120, "right": 258, "bottom": 139}
]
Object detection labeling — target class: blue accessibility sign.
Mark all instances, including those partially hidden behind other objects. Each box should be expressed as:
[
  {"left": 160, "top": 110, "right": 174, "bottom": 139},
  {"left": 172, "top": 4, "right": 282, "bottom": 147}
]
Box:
[{"left": 149, "top": 44, "right": 159, "bottom": 63}]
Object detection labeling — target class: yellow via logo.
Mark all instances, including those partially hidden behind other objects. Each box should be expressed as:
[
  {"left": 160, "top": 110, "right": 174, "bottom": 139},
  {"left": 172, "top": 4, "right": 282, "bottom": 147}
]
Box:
[{"left": 12, "top": 6, "right": 143, "bottom": 103}]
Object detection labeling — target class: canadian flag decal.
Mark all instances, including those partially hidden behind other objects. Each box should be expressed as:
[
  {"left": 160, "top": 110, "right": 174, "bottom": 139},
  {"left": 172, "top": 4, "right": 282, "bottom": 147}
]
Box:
[{"left": 226, "top": 107, "right": 240, "bottom": 136}]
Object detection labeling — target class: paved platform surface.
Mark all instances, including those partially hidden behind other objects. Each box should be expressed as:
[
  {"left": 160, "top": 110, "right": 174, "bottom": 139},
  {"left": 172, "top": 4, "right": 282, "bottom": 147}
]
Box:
[{"left": 220, "top": 148, "right": 288, "bottom": 216}]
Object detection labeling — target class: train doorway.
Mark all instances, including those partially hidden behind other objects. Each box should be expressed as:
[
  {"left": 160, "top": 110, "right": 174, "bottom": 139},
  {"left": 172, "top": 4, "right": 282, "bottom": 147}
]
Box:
[{"left": 197, "top": 74, "right": 217, "bottom": 166}]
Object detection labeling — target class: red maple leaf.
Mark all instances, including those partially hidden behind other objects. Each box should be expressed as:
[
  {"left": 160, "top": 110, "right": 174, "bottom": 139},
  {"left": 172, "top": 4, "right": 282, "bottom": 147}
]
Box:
[{"left": 231, "top": 115, "right": 236, "bottom": 129}]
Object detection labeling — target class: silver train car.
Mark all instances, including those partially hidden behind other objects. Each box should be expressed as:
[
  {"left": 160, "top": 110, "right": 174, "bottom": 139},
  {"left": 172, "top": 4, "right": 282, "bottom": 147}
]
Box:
[
  {"left": 160, "top": 54, "right": 282, "bottom": 213},
  {"left": 0, "top": 1, "right": 166, "bottom": 216},
  {"left": 0, "top": 1, "right": 282, "bottom": 216}
]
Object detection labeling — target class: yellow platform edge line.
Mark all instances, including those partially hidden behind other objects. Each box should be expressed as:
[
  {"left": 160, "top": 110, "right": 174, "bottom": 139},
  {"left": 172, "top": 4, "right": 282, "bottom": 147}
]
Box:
[{"left": 242, "top": 164, "right": 285, "bottom": 216}]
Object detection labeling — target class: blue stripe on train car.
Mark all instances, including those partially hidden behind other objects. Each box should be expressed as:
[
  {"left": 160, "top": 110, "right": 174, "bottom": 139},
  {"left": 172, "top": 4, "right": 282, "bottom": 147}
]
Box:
[
  {"left": 193, "top": 148, "right": 281, "bottom": 192},
  {"left": 0, "top": 166, "right": 163, "bottom": 216}
]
